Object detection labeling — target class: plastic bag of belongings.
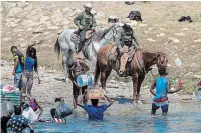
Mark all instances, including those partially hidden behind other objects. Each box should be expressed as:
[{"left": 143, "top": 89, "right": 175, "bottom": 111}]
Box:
[
  {"left": 178, "top": 16, "right": 193, "bottom": 22},
  {"left": 125, "top": 1, "right": 135, "bottom": 5},
  {"left": 1, "top": 83, "right": 21, "bottom": 106},
  {"left": 127, "top": 11, "right": 143, "bottom": 21},
  {"left": 108, "top": 15, "right": 119, "bottom": 24}
]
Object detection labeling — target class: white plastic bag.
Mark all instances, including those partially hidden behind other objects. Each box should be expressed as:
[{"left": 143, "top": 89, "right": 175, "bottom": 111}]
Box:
[{"left": 175, "top": 57, "right": 182, "bottom": 67}]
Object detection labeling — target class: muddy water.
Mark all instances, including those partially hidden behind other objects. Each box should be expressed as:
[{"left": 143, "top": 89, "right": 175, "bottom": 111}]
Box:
[{"left": 34, "top": 101, "right": 201, "bottom": 133}]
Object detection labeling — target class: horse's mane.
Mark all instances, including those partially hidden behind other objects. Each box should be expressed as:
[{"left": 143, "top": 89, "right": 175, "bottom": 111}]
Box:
[{"left": 94, "top": 26, "right": 113, "bottom": 40}]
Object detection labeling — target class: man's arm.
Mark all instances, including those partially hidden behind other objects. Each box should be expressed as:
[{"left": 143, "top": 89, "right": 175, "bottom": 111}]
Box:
[
  {"left": 167, "top": 80, "right": 182, "bottom": 93},
  {"left": 28, "top": 124, "right": 34, "bottom": 133},
  {"left": 13, "top": 56, "right": 18, "bottom": 75},
  {"left": 74, "top": 12, "right": 84, "bottom": 27},
  {"left": 35, "top": 99, "right": 43, "bottom": 119},
  {"left": 92, "top": 15, "right": 97, "bottom": 28},
  {"left": 80, "top": 62, "right": 90, "bottom": 73},
  {"left": 150, "top": 79, "right": 156, "bottom": 96},
  {"left": 105, "top": 94, "right": 114, "bottom": 108}
]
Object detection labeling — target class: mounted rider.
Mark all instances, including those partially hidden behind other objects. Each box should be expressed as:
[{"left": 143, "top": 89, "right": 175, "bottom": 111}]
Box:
[
  {"left": 116, "top": 21, "right": 141, "bottom": 75},
  {"left": 74, "top": 3, "right": 97, "bottom": 55}
]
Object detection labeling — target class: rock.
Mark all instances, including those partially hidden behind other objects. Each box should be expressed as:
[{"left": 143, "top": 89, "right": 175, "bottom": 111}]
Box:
[
  {"left": 147, "top": 38, "right": 156, "bottom": 42},
  {"left": 7, "top": 3, "right": 17, "bottom": 10},
  {"left": 33, "top": 28, "right": 44, "bottom": 34},
  {"left": 193, "top": 75, "right": 201, "bottom": 79},
  {"left": 139, "top": 24, "right": 147, "bottom": 28},
  {"left": 96, "top": 12, "right": 105, "bottom": 19},
  {"left": 17, "top": 2, "right": 29, "bottom": 8},
  {"left": 21, "top": 20, "right": 35, "bottom": 26},
  {"left": 7, "top": 7, "right": 23, "bottom": 17},
  {"left": 168, "top": 37, "right": 180, "bottom": 43},
  {"left": 3, "top": 38, "right": 12, "bottom": 42},
  {"left": 62, "top": 7, "right": 72, "bottom": 13},
  {"left": 174, "top": 33, "right": 185, "bottom": 36},
  {"left": 8, "top": 22, "right": 18, "bottom": 28},
  {"left": 148, "top": 27, "right": 155, "bottom": 31},
  {"left": 194, "top": 39, "right": 201, "bottom": 43},
  {"left": 18, "top": 38, "right": 25, "bottom": 41},
  {"left": 143, "top": 30, "right": 149, "bottom": 34},
  {"left": 47, "top": 26, "right": 60, "bottom": 30},
  {"left": 40, "top": 16, "right": 50, "bottom": 23},
  {"left": 157, "top": 33, "right": 165, "bottom": 37},
  {"left": 19, "top": 43, "right": 27, "bottom": 48},
  {"left": 62, "top": 20, "right": 70, "bottom": 25},
  {"left": 23, "top": 4, "right": 33, "bottom": 12},
  {"left": 182, "top": 28, "right": 191, "bottom": 31},
  {"left": 51, "top": 10, "right": 63, "bottom": 24}
]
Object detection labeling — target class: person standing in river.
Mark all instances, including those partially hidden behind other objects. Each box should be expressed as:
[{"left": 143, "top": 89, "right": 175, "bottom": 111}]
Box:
[{"left": 150, "top": 67, "right": 182, "bottom": 115}]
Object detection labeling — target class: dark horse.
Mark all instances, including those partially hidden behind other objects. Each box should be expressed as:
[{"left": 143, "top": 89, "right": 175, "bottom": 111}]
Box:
[{"left": 94, "top": 45, "right": 168, "bottom": 102}]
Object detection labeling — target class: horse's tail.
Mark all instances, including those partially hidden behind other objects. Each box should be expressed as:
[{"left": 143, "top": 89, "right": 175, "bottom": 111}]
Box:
[
  {"left": 94, "top": 59, "right": 100, "bottom": 86},
  {"left": 54, "top": 38, "right": 60, "bottom": 58}
]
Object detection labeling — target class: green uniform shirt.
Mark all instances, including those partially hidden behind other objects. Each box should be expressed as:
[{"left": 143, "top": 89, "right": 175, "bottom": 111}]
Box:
[{"left": 74, "top": 11, "right": 97, "bottom": 30}]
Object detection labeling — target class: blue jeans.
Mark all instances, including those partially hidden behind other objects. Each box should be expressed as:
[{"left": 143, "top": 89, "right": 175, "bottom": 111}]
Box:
[{"left": 14, "top": 72, "right": 23, "bottom": 89}]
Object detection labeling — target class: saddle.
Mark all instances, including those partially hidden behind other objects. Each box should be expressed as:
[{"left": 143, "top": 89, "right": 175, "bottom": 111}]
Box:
[
  {"left": 108, "top": 46, "right": 136, "bottom": 76},
  {"left": 70, "top": 30, "right": 93, "bottom": 58}
]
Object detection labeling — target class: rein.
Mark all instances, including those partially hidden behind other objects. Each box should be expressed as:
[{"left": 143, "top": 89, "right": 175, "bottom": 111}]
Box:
[{"left": 92, "top": 25, "right": 119, "bottom": 45}]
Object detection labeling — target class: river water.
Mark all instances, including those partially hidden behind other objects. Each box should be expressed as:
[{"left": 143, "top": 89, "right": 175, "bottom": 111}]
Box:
[{"left": 34, "top": 100, "right": 201, "bottom": 133}]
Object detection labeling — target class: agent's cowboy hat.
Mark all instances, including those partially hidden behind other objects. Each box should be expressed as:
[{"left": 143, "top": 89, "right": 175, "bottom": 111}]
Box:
[{"left": 83, "top": 3, "right": 93, "bottom": 9}]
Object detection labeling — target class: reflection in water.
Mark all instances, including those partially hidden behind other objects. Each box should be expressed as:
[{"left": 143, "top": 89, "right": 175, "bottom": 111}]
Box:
[
  {"left": 34, "top": 102, "right": 201, "bottom": 133},
  {"left": 153, "top": 116, "right": 169, "bottom": 133}
]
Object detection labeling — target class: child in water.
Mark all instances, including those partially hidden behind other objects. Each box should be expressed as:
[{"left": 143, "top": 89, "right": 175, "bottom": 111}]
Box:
[{"left": 150, "top": 67, "right": 182, "bottom": 115}]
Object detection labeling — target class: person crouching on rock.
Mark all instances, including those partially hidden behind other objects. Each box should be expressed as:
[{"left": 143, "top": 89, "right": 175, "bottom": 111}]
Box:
[
  {"left": 68, "top": 56, "right": 90, "bottom": 109},
  {"left": 150, "top": 67, "right": 182, "bottom": 115}
]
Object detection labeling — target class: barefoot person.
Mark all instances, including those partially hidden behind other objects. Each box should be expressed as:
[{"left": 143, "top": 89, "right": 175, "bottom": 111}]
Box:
[
  {"left": 69, "top": 56, "right": 90, "bottom": 109},
  {"left": 6, "top": 106, "right": 34, "bottom": 133},
  {"left": 29, "top": 96, "right": 43, "bottom": 120},
  {"left": 77, "top": 93, "right": 114, "bottom": 121},
  {"left": 150, "top": 67, "right": 182, "bottom": 115},
  {"left": 11, "top": 46, "right": 24, "bottom": 91},
  {"left": 22, "top": 46, "right": 40, "bottom": 98}
]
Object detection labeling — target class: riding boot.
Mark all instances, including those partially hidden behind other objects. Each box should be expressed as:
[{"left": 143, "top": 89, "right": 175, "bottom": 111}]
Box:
[{"left": 77, "top": 41, "right": 84, "bottom": 54}]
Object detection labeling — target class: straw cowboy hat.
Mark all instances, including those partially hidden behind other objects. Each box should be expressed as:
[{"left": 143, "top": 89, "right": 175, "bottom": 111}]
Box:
[{"left": 83, "top": 3, "right": 93, "bottom": 9}]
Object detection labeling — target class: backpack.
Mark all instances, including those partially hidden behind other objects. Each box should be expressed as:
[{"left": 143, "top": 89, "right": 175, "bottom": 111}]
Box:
[{"left": 16, "top": 50, "right": 24, "bottom": 69}]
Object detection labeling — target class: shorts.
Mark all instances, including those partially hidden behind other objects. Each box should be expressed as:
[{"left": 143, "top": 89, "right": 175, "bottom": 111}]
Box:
[
  {"left": 73, "top": 83, "right": 87, "bottom": 96},
  {"left": 152, "top": 100, "right": 169, "bottom": 113}
]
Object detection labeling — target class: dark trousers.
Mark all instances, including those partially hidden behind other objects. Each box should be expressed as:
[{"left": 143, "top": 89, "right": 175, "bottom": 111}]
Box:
[{"left": 77, "top": 29, "right": 86, "bottom": 53}]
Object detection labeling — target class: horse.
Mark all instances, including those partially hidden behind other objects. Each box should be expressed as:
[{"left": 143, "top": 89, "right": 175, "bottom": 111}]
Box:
[
  {"left": 94, "top": 45, "right": 168, "bottom": 103},
  {"left": 54, "top": 23, "right": 124, "bottom": 82}
]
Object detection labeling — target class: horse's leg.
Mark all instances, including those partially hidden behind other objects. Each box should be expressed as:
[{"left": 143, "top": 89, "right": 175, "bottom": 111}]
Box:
[
  {"left": 61, "top": 50, "right": 69, "bottom": 83},
  {"left": 132, "top": 72, "right": 139, "bottom": 103},
  {"left": 136, "top": 74, "right": 145, "bottom": 104},
  {"left": 100, "top": 69, "right": 109, "bottom": 92}
]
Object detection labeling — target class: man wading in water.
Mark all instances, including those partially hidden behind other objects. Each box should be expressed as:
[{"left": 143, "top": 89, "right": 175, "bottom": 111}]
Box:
[
  {"left": 150, "top": 67, "right": 182, "bottom": 115},
  {"left": 68, "top": 56, "right": 90, "bottom": 109}
]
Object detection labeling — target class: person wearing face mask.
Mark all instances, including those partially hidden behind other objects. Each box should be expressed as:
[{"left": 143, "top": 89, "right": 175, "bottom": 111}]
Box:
[{"left": 74, "top": 3, "right": 97, "bottom": 55}]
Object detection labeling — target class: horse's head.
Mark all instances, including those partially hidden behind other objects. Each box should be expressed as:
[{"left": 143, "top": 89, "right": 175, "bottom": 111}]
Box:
[
  {"left": 155, "top": 52, "right": 168, "bottom": 68},
  {"left": 111, "top": 22, "right": 125, "bottom": 42}
]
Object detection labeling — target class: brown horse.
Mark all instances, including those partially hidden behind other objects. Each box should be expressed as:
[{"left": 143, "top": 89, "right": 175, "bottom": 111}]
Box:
[{"left": 94, "top": 45, "right": 168, "bottom": 102}]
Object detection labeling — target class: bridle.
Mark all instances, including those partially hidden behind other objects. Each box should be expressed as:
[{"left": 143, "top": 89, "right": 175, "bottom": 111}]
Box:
[{"left": 156, "top": 52, "right": 168, "bottom": 68}]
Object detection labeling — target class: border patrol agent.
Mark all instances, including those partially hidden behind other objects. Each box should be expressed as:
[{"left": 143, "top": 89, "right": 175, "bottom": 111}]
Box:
[{"left": 74, "top": 3, "right": 97, "bottom": 54}]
